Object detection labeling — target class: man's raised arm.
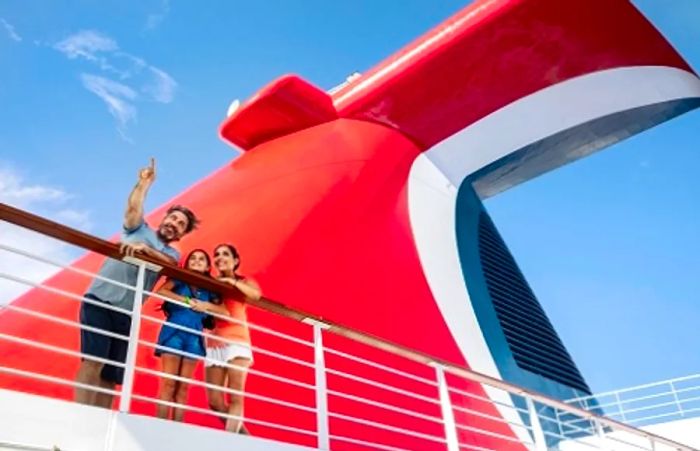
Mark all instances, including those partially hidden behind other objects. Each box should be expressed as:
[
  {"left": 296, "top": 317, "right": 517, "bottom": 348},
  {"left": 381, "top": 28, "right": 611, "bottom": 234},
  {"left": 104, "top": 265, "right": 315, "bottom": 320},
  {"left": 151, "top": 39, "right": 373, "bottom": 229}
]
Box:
[{"left": 124, "top": 158, "right": 156, "bottom": 230}]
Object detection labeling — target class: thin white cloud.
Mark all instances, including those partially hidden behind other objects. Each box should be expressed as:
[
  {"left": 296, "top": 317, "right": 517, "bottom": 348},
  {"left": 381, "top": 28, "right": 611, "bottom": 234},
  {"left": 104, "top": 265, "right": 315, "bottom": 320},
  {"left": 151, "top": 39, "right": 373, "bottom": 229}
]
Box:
[
  {"left": 144, "top": 66, "right": 177, "bottom": 103},
  {"left": 81, "top": 73, "right": 138, "bottom": 135},
  {"left": 145, "top": 0, "right": 171, "bottom": 30},
  {"left": 54, "top": 30, "right": 126, "bottom": 78},
  {"left": 55, "top": 30, "right": 177, "bottom": 139},
  {"left": 114, "top": 51, "right": 148, "bottom": 77},
  {"left": 54, "top": 30, "right": 117, "bottom": 61},
  {"left": 0, "top": 167, "right": 68, "bottom": 204},
  {"left": 1, "top": 18, "right": 22, "bottom": 42},
  {"left": 55, "top": 209, "right": 93, "bottom": 231},
  {"left": 0, "top": 163, "right": 91, "bottom": 304}
]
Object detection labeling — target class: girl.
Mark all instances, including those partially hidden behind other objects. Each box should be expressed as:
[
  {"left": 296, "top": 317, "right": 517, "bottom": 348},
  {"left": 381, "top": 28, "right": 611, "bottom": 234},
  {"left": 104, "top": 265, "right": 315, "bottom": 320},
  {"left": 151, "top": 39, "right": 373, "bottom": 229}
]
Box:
[
  {"left": 155, "top": 249, "right": 219, "bottom": 421},
  {"left": 203, "top": 243, "right": 261, "bottom": 434}
]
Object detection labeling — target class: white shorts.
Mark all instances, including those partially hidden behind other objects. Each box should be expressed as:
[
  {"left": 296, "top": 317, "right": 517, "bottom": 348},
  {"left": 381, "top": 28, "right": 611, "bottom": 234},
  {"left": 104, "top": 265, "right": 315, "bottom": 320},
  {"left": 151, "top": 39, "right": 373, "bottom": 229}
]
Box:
[{"left": 205, "top": 343, "right": 253, "bottom": 368}]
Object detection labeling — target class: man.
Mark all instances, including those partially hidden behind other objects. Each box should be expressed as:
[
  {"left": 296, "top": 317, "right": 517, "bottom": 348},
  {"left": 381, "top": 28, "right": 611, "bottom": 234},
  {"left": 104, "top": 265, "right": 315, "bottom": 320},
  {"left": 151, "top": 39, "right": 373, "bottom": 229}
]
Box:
[{"left": 75, "top": 158, "right": 199, "bottom": 408}]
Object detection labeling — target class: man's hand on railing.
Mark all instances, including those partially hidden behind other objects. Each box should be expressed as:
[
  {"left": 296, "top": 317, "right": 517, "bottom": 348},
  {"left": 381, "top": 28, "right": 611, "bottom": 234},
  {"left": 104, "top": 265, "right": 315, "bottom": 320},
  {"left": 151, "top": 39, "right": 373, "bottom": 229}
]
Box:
[
  {"left": 119, "top": 241, "right": 177, "bottom": 265},
  {"left": 119, "top": 242, "right": 149, "bottom": 258}
]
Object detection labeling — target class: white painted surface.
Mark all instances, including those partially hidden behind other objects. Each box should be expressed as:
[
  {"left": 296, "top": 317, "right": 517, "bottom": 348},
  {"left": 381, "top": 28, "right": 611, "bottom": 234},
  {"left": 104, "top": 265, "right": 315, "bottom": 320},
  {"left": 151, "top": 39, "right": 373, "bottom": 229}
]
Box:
[
  {"left": 558, "top": 417, "right": 700, "bottom": 451},
  {"left": 425, "top": 66, "right": 700, "bottom": 187},
  {"left": 642, "top": 417, "right": 700, "bottom": 449},
  {"left": 0, "top": 389, "right": 313, "bottom": 451},
  {"left": 0, "top": 389, "right": 112, "bottom": 451},
  {"left": 407, "top": 154, "right": 533, "bottom": 445}
]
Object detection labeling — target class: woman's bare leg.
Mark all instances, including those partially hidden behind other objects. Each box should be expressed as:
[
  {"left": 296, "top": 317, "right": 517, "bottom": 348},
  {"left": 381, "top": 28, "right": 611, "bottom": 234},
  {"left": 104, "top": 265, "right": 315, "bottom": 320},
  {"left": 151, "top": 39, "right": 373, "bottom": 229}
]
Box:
[
  {"left": 173, "top": 358, "right": 198, "bottom": 422},
  {"left": 205, "top": 365, "right": 228, "bottom": 425},
  {"left": 157, "top": 354, "right": 181, "bottom": 419},
  {"left": 225, "top": 357, "right": 252, "bottom": 433}
]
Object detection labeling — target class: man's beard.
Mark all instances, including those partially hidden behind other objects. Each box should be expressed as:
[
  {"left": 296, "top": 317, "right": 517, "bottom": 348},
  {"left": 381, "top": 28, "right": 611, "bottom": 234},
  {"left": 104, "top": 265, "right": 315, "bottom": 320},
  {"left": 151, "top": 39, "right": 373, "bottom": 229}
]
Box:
[{"left": 157, "top": 225, "right": 176, "bottom": 243}]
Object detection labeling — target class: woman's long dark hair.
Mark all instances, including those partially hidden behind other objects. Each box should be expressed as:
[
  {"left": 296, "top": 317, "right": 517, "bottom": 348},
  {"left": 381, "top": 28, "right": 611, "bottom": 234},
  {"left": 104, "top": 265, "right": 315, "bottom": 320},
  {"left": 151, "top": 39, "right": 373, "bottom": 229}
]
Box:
[{"left": 214, "top": 243, "right": 241, "bottom": 273}]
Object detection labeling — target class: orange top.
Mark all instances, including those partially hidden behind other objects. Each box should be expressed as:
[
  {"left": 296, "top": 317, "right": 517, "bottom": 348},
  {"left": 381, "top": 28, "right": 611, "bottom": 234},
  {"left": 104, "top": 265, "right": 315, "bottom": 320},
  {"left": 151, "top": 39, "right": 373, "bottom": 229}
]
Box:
[{"left": 207, "top": 296, "right": 250, "bottom": 348}]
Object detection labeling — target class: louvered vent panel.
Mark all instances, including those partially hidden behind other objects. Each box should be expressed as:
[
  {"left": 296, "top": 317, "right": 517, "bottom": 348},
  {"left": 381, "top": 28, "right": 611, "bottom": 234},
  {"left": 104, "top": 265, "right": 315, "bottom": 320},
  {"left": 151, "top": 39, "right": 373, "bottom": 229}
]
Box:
[{"left": 478, "top": 212, "right": 591, "bottom": 394}]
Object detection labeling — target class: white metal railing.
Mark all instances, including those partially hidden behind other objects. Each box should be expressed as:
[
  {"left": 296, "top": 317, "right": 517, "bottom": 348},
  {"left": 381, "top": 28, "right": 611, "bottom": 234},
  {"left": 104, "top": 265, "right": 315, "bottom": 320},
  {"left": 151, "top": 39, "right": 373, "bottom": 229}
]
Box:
[
  {"left": 0, "top": 441, "right": 62, "bottom": 451},
  {"left": 567, "top": 374, "right": 700, "bottom": 428},
  {"left": 0, "top": 222, "right": 698, "bottom": 450}
]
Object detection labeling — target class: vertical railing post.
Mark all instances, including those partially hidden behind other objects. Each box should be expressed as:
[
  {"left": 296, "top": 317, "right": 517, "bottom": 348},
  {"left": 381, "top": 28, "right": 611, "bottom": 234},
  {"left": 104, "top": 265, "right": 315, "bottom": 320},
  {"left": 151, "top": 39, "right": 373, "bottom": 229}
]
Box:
[
  {"left": 594, "top": 418, "right": 608, "bottom": 450},
  {"left": 118, "top": 261, "right": 146, "bottom": 413},
  {"left": 434, "top": 365, "right": 459, "bottom": 451},
  {"left": 310, "top": 321, "right": 330, "bottom": 450},
  {"left": 525, "top": 395, "right": 547, "bottom": 451},
  {"left": 670, "top": 381, "right": 684, "bottom": 418},
  {"left": 554, "top": 407, "right": 564, "bottom": 439},
  {"left": 615, "top": 392, "right": 627, "bottom": 422}
]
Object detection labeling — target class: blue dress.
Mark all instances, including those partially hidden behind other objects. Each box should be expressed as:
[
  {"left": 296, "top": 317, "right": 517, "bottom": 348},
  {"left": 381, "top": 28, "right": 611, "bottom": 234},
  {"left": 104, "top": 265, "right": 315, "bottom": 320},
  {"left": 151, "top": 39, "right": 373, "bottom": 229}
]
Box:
[{"left": 156, "top": 280, "right": 216, "bottom": 358}]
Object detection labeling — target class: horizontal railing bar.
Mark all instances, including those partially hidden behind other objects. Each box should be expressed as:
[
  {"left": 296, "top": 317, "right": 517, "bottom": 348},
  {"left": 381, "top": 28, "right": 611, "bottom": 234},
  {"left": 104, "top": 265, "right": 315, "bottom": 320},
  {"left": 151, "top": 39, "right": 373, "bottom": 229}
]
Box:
[
  {"left": 540, "top": 413, "right": 594, "bottom": 436},
  {"left": 559, "top": 425, "right": 595, "bottom": 438},
  {"left": 131, "top": 394, "right": 318, "bottom": 437},
  {"left": 323, "top": 346, "right": 438, "bottom": 387},
  {"left": 542, "top": 430, "right": 600, "bottom": 449},
  {"left": 568, "top": 374, "right": 700, "bottom": 402},
  {"left": 625, "top": 406, "right": 700, "bottom": 425},
  {"left": 325, "top": 368, "right": 440, "bottom": 405},
  {"left": 3, "top": 303, "right": 129, "bottom": 342},
  {"left": 0, "top": 440, "right": 65, "bottom": 451},
  {"left": 563, "top": 414, "right": 615, "bottom": 428},
  {"left": 139, "top": 312, "right": 315, "bottom": 369},
  {"left": 0, "top": 272, "right": 132, "bottom": 316},
  {"left": 328, "top": 411, "right": 447, "bottom": 443},
  {"left": 0, "top": 365, "right": 119, "bottom": 397},
  {"left": 585, "top": 398, "right": 694, "bottom": 419},
  {"left": 143, "top": 289, "right": 315, "bottom": 348},
  {"left": 138, "top": 339, "right": 316, "bottom": 391},
  {"left": 606, "top": 434, "right": 656, "bottom": 451},
  {"left": 326, "top": 389, "right": 444, "bottom": 424},
  {"left": 329, "top": 434, "right": 410, "bottom": 451},
  {"left": 670, "top": 385, "right": 700, "bottom": 397},
  {"left": 447, "top": 385, "right": 530, "bottom": 415},
  {"left": 456, "top": 443, "right": 496, "bottom": 451},
  {"left": 451, "top": 403, "right": 532, "bottom": 431},
  {"left": 586, "top": 384, "right": 700, "bottom": 413},
  {"left": 0, "top": 332, "right": 125, "bottom": 368},
  {"left": 454, "top": 422, "right": 534, "bottom": 445},
  {"left": 136, "top": 366, "right": 317, "bottom": 414},
  {"left": 0, "top": 243, "right": 137, "bottom": 294},
  {"left": 595, "top": 391, "right": 681, "bottom": 410}
]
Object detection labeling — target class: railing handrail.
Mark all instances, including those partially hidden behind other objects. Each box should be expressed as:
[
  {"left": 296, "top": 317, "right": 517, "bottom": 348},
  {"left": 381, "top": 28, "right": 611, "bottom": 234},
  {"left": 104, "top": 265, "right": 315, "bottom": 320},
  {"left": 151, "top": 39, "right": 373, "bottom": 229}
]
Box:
[
  {"left": 0, "top": 201, "right": 696, "bottom": 451},
  {"left": 569, "top": 373, "right": 700, "bottom": 402}
]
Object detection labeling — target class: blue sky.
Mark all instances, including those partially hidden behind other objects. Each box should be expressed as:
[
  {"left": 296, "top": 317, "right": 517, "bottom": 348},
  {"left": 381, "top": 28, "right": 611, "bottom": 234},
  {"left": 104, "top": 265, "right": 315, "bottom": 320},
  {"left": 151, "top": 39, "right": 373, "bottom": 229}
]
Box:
[{"left": 0, "top": 1, "right": 698, "bottom": 395}]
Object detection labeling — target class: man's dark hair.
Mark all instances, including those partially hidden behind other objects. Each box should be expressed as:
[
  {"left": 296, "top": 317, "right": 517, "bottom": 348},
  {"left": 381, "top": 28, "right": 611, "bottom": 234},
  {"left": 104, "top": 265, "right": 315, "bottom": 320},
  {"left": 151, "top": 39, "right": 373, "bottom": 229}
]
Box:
[{"left": 167, "top": 205, "right": 200, "bottom": 234}]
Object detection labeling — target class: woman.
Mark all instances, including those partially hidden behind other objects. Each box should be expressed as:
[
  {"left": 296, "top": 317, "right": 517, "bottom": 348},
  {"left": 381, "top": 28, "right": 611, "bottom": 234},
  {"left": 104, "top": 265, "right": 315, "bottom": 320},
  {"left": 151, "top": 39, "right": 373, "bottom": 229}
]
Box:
[
  {"left": 200, "top": 243, "right": 261, "bottom": 434},
  {"left": 155, "top": 249, "right": 219, "bottom": 422}
]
